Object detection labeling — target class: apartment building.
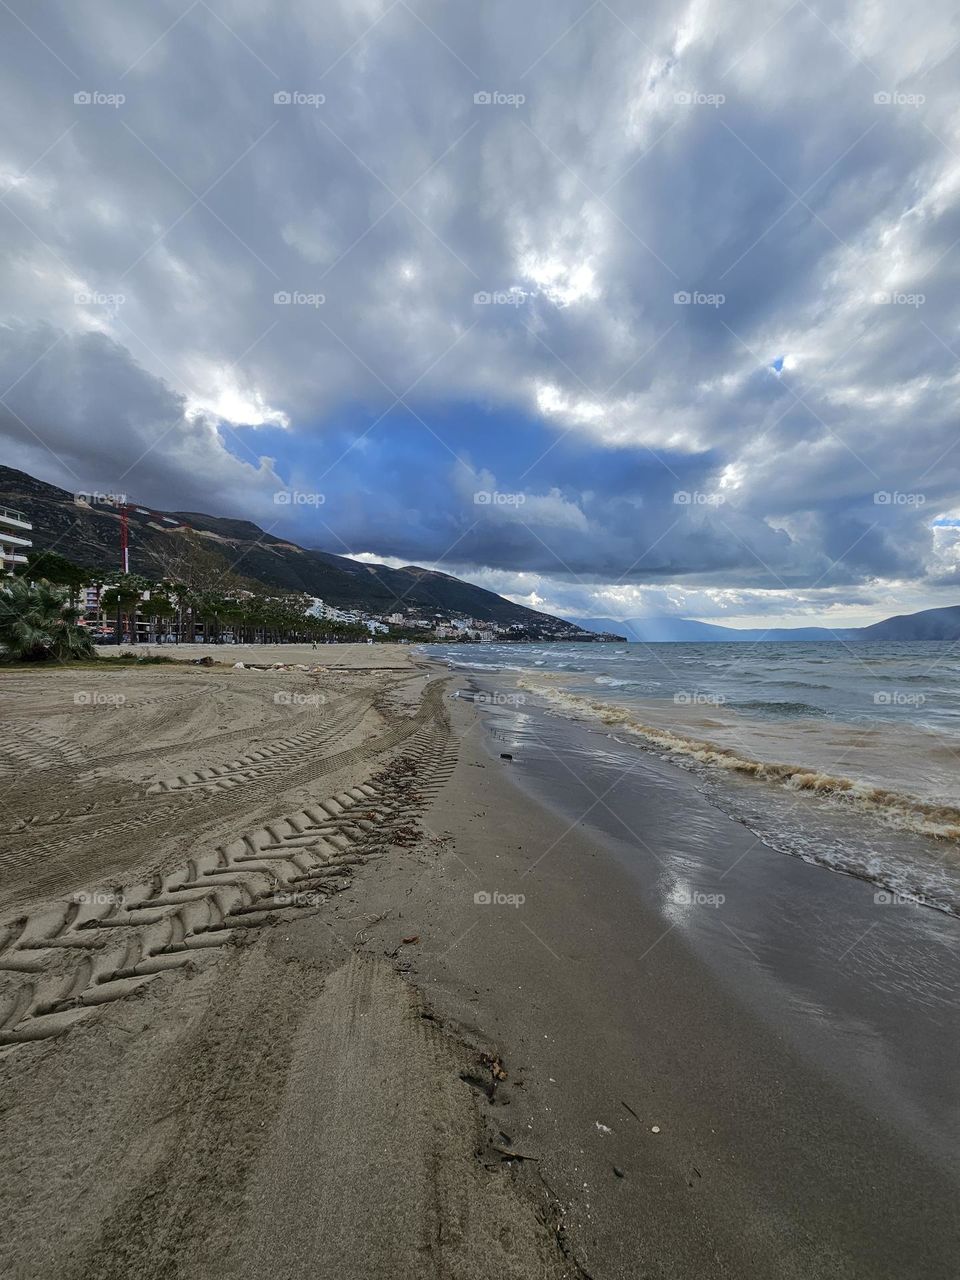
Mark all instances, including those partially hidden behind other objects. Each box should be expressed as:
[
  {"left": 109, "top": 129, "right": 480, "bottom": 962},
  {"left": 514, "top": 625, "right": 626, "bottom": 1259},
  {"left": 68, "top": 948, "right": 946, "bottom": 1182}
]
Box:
[{"left": 0, "top": 506, "right": 32, "bottom": 573}]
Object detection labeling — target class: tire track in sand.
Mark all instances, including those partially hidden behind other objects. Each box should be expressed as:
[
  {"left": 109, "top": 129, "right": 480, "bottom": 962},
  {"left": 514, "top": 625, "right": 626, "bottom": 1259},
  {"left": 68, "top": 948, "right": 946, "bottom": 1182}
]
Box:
[{"left": 0, "top": 684, "right": 456, "bottom": 1050}]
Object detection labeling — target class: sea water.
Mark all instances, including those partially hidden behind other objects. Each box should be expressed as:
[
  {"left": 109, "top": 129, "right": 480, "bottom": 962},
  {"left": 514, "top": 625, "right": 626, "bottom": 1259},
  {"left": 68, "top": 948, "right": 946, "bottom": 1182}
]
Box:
[{"left": 426, "top": 640, "right": 960, "bottom": 916}]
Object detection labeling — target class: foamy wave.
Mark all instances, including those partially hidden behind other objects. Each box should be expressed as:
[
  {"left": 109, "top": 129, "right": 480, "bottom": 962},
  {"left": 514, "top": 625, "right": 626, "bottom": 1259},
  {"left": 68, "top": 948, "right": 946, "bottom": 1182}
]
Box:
[{"left": 518, "top": 679, "right": 960, "bottom": 844}]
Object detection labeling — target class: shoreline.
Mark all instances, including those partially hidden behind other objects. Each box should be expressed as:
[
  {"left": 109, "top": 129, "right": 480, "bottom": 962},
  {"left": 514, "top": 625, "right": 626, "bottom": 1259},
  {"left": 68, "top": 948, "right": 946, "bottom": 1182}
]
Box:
[
  {"left": 0, "top": 650, "right": 957, "bottom": 1277},
  {"left": 430, "top": 645, "right": 960, "bottom": 919}
]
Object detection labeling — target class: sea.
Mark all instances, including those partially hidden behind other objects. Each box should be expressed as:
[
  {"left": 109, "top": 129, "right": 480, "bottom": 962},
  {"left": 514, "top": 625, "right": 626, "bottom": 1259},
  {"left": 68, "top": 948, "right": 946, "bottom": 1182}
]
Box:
[{"left": 424, "top": 640, "right": 960, "bottom": 917}]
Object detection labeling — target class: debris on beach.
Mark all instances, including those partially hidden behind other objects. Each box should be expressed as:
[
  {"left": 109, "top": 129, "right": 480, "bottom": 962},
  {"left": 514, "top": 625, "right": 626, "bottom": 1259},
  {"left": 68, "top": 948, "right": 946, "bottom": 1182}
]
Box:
[
  {"left": 493, "top": 1144, "right": 539, "bottom": 1162},
  {"left": 481, "top": 1052, "right": 508, "bottom": 1081},
  {"left": 500, "top": 752, "right": 513, "bottom": 761}
]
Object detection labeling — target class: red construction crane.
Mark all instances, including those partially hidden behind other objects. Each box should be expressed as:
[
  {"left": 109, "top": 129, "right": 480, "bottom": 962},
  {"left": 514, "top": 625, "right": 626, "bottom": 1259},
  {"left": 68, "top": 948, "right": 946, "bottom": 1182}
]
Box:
[{"left": 116, "top": 502, "right": 190, "bottom": 573}]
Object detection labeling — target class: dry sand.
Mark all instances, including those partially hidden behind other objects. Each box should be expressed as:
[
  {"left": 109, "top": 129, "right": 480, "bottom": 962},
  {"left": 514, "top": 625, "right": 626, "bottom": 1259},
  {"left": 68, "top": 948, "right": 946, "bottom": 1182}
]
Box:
[{"left": 0, "top": 647, "right": 573, "bottom": 1279}]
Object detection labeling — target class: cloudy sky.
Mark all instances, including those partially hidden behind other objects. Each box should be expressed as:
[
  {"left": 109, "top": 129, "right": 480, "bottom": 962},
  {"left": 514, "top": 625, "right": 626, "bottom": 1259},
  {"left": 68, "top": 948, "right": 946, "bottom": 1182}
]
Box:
[{"left": 1, "top": 0, "right": 958, "bottom": 626}]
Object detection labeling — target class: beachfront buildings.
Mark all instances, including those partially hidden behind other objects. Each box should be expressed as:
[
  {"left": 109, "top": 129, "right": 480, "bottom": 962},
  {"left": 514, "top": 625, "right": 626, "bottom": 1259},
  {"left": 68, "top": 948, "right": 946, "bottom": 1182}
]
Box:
[{"left": 0, "top": 506, "right": 32, "bottom": 573}]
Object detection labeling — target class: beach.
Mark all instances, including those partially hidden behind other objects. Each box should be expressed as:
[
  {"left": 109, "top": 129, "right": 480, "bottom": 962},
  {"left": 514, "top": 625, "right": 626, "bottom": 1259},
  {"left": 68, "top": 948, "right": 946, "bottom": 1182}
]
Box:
[{"left": 0, "top": 645, "right": 957, "bottom": 1278}]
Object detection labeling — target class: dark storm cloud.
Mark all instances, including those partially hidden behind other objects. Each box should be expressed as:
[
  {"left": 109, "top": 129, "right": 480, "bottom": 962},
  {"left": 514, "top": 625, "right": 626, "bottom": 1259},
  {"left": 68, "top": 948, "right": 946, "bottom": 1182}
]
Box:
[{"left": 0, "top": 0, "right": 958, "bottom": 621}]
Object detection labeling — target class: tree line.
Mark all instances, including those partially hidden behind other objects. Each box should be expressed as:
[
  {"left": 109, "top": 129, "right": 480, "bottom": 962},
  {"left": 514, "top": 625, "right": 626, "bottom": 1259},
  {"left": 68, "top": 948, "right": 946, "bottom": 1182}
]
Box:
[{"left": 1, "top": 544, "right": 372, "bottom": 661}]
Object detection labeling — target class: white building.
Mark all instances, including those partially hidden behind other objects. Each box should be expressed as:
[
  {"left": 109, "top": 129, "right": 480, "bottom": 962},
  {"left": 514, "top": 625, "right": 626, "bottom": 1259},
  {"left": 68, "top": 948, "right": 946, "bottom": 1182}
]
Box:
[
  {"left": 307, "top": 598, "right": 360, "bottom": 623},
  {"left": 0, "top": 506, "right": 32, "bottom": 573}
]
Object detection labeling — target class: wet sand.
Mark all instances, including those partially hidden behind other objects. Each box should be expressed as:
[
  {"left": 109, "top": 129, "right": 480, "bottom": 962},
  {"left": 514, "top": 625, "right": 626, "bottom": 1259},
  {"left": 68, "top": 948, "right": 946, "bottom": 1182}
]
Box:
[{"left": 0, "top": 650, "right": 956, "bottom": 1277}]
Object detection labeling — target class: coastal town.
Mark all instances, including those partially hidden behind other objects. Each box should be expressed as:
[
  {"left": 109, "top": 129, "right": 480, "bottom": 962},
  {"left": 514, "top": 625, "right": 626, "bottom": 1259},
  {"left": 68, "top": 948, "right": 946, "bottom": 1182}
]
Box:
[{"left": 2, "top": 499, "right": 613, "bottom": 645}]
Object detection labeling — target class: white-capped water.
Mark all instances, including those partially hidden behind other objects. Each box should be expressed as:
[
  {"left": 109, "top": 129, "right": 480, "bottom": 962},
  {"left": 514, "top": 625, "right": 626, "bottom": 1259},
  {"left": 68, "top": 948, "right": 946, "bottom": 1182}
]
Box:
[{"left": 426, "top": 640, "right": 960, "bottom": 915}]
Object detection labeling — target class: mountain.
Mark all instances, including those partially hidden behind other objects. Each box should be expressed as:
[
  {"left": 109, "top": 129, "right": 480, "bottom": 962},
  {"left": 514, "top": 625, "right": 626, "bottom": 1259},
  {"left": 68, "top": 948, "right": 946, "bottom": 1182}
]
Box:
[
  {"left": 0, "top": 466, "right": 613, "bottom": 639},
  {"left": 856, "top": 605, "right": 960, "bottom": 641},
  {"left": 572, "top": 608, "right": 960, "bottom": 642},
  {"left": 572, "top": 615, "right": 844, "bottom": 642}
]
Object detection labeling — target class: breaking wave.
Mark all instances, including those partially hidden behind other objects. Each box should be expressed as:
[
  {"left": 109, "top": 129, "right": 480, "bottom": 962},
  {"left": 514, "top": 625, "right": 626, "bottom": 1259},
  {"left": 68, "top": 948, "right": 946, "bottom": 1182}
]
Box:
[{"left": 518, "top": 678, "right": 960, "bottom": 845}]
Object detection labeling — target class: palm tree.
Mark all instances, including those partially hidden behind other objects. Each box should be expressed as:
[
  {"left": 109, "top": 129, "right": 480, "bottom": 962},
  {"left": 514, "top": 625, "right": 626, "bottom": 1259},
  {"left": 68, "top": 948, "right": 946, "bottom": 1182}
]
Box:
[
  {"left": 0, "top": 578, "right": 95, "bottom": 662},
  {"left": 147, "top": 591, "right": 177, "bottom": 643},
  {"left": 101, "top": 574, "right": 151, "bottom": 644}
]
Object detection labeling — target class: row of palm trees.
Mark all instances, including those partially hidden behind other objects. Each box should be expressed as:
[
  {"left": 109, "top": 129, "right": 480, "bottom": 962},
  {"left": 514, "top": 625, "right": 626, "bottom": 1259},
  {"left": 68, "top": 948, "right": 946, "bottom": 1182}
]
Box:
[
  {"left": 99, "top": 574, "right": 370, "bottom": 645},
  {"left": 3, "top": 551, "right": 371, "bottom": 660}
]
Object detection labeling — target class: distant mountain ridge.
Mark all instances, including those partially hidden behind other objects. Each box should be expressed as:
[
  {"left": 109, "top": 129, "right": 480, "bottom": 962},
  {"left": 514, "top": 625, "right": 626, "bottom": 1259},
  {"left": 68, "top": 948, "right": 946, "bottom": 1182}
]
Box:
[
  {"left": 571, "top": 609, "right": 960, "bottom": 643},
  {"left": 0, "top": 465, "right": 610, "bottom": 638}
]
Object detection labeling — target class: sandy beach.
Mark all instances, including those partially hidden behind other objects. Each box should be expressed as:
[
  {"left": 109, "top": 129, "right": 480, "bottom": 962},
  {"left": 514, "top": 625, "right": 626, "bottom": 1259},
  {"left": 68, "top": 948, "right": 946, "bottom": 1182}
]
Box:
[{"left": 0, "top": 646, "right": 957, "bottom": 1278}]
